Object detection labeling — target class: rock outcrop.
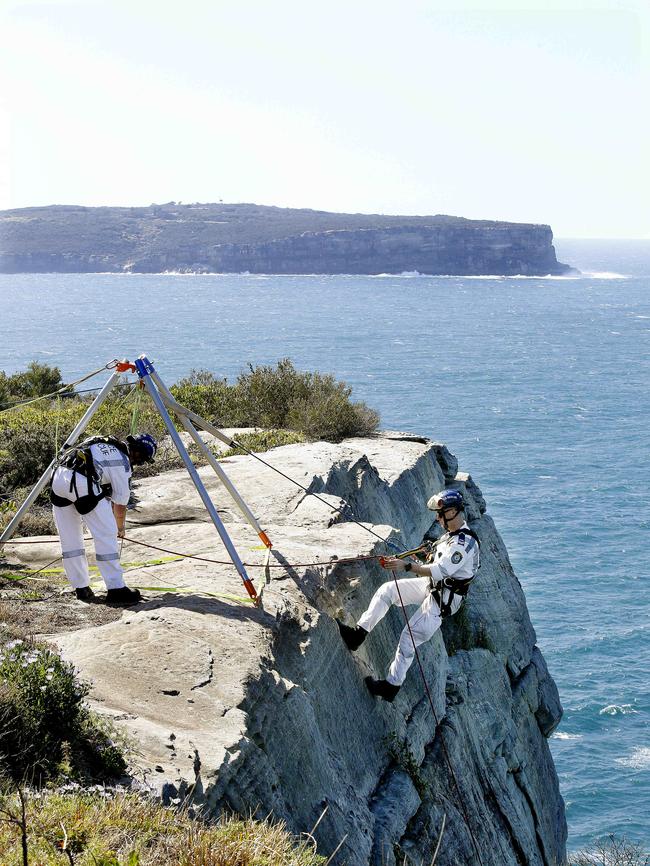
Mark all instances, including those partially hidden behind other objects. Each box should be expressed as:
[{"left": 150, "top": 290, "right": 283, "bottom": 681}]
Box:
[
  {"left": 6, "top": 433, "right": 566, "bottom": 864},
  {"left": 0, "top": 203, "right": 572, "bottom": 275}
]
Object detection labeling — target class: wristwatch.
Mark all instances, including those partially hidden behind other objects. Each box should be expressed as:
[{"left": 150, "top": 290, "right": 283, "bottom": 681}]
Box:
[{"left": 404, "top": 562, "right": 413, "bottom": 572}]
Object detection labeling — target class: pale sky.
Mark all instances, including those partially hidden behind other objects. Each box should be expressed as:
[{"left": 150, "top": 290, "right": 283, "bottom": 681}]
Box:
[{"left": 1, "top": 0, "right": 648, "bottom": 237}]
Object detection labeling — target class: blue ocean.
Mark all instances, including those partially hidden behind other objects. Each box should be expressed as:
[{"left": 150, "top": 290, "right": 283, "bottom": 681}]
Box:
[{"left": 1, "top": 238, "right": 648, "bottom": 851}]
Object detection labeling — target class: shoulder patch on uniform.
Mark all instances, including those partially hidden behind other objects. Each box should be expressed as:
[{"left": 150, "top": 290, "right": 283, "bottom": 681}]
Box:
[
  {"left": 451, "top": 551, "right": 463, "bottom": 564},
  {"left": 456, "top": 532, "right": 466, "bottom": 545}
]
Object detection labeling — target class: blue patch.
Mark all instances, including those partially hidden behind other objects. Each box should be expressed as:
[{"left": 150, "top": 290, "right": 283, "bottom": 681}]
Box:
[
  {"left": 456, "top": 532, "right": 466, "bottom": 546},
  {"left": 451, "top": 551, "right": 463, "bottom": 564}
]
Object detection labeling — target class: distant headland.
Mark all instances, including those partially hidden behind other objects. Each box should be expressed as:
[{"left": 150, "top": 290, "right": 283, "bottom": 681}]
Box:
[{"left": 0, "top": 202, "right": 573, "bottom": 276}]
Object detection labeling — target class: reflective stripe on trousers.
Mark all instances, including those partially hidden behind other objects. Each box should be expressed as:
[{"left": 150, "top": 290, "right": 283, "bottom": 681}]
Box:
[
  {"left": 357, "top": 577, "right": 442, "bottom": 686},
  {"left": 52, "top": 498, "right": 125, "bottom": 590}
]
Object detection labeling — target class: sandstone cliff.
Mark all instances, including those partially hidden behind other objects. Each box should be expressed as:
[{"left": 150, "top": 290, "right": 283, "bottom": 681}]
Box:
[
  {"left": 0, "top": 203, "right": 571, "bottom": 276},
  {"left": 6, "top": 433, "right": 566, "bottom": 865}
]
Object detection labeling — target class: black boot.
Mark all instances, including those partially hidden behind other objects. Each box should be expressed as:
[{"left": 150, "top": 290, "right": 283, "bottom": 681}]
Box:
[
  {"left": 365, "top": 676, "right": 400, "bottom": 703},
  {"left": 105, "top": 586, "right": 142, "bottom": 606},
  {"left": 336, "top": 619, "right": 368, "bottom": 651},
  {"left": 75, "top": 586, "right": 96, "bottom": 602}
]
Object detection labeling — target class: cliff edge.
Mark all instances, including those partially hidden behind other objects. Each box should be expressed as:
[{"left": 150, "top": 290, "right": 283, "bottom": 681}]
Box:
[
  {"left": 5, "top": 433, "right": 567, "bottom": 865},
  {"left": 0, "top": 203, "right": 572, "bottom": 276}
]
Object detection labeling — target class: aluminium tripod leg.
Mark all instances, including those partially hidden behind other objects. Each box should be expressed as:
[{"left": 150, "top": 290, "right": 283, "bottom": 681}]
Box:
[
  {"left": 134, "top": 356, "right": 258, "bottom": 602},
  {"left": 149, "top": 369, "right": 272, "bottom": 548}
]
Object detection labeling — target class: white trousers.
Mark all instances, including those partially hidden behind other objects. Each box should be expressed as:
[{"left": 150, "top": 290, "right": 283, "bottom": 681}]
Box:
[
  {"left": 357, "top": 577, "right": 442, "bottom": 687},
  {"left": 52, "top": 499, "right": 125, "bottom": 590}
]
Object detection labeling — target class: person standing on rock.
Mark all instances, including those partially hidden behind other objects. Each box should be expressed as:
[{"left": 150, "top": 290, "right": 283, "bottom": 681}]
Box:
[
  {"left": 50, "top": 433, "right": 157, "bottom": 605},
  {"left": 337, "top": 489, "right": 480, "bottom": 702}
]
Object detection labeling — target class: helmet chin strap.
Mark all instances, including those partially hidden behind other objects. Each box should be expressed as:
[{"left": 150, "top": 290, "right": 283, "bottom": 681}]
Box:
[{"left": 441, "top": 508, "right": 459, "bottom": 531}]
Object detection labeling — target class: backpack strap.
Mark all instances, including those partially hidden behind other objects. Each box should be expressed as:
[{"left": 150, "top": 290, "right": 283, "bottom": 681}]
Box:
[
  {"left": 50, "top": 440, "right": 107, "bottom": 515},
  {"left": 448, "top": 527, "right": 481, "bottom": 547}
]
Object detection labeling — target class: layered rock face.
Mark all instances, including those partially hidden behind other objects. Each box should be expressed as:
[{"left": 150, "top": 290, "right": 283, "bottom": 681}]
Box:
[
  {"left": 0, "top": 203, "right": 571, "bottom": 275},
  {"left": 6, "top": 434, "right": 566, "bottom": 864}
]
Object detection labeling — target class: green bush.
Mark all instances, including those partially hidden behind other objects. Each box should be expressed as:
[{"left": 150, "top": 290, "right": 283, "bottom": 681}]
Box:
[
  {"left": 0, "top": 420, "right": 57, "bottom": 492},
  {"left": 3, "top": 362, "right": 64, "bottom": 402},
  {"left": 170, "top": 370, "right": 244, "bottom": 424},
  {"left": 0, "top": 359, "right": 378, "bottom": 508},
  {"left": 0, "top": 639, "right": 126, "bottom": 785},
  {"left": 0, "top": 373, "right": 9, "bottom": 411},
  {"left": 171, "top": 359, "right": 379, "bottom": 441},
  {"left": 221, "top": 428, "right": 305, "bottom": 457},
  {"left": 0, "top": 391, "right": 165, "bottom": 498},
  {"left": 0, "top": 639, "right": 89, "bottom": 783}
]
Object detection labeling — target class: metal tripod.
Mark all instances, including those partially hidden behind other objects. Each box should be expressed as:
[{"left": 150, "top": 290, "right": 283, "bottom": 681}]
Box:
[{"left": 0, "top": 355, "right": 272, "bottom": 603}]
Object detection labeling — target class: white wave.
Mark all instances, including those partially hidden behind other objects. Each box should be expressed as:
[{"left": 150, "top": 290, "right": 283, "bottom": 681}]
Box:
[
  {"left": 615, "top": 747, "right": 650, "bottom": 769},
  {"left": 552, "top": 731, "right": 583, "bottom": 740},
  {"left": 581, "top": 271, "right": 628, "bottom": 279},
  {"left": 57, "top": 268, "right": 624, "bottom": 280},
  {"left": 599, "top": 704, "right": 638, "bottom": 716}
]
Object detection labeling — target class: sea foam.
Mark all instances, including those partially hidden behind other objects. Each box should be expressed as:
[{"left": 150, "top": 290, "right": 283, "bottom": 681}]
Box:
[
  {"left": 615, "top": 747, "right": 650, "bottom": 769},
  {"left": 599, "top": 704, "right": 638, "bottom": 716}
]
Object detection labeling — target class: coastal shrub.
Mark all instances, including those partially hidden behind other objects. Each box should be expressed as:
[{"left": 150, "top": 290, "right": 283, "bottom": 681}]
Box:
[
  {"left": 171, "top": 359, "right": 379, "bottom": 442},
  {"left": 0, "top": 788, "right": 327, "bottom": 865},
  {"left": 0, "top": 373, "right": 9, "bottom": 410},
  {"left": 0, "top": 360, "right": 378, "bottom": 516},
  {"left": 0, "top": 639, "right": 125, "bottom": 785},
  {"left": 0, "top": 419, "right": 57, "bottom": 493},
  {"left": 568, "top": 835, "right": 649, "bottom": 865},
  {"left": 0, "top": 497, "right": 55, "bottom": 537},
  {"left": 1, "top": 361, "right": 64, "bottom": 403},
  {"left": 285, "top": 379, "right": 379, "bottom": 441},
  {"left": 0, "top": 391, "right": 164, "bottom": 497},
  {"left": 0, "top": 639, "right": 89, "bottom": 783},
  {"left": 220, "top": 428, "right": 305, "bottom": 457},
  {"left": 170, "top": 370, "right": 244, "bottom": 423}
]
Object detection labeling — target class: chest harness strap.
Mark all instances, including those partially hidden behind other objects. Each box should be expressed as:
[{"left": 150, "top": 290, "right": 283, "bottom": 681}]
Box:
[
  {"left": 430, "top": 528, "right": 481, "bottom": 618},
  {"left": 50, "top": 437, "right": 127, "bottom": 515}
]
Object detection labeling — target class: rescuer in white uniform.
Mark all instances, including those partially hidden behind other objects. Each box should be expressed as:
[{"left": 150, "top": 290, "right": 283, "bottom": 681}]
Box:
[
  {"left": 337, "top": 489, "right": 480, "bottom": 701},
  {"left": 50, "top": 433, "right": 157, "bottom": 605}
]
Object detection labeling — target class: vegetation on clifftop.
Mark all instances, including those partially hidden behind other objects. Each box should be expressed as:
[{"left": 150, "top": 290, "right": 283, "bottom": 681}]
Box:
[
  {"left": 0, "top": 789, "right": 327, "bottom": 866},
  {"left": 0, "top": 359, "right": 379, "bottom": 535}
]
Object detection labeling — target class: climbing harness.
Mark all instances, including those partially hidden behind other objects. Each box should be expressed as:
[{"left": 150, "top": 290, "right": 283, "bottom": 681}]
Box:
[
  {"left": 429, "top": 527, "right": 481, "bottom": 617},
  {"left": 49, "top": 436, "right": 130, "bottom": 515}
]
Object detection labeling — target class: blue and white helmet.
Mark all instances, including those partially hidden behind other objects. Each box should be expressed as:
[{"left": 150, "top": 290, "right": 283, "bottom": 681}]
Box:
[
  {"left": 127, "top": 433, "right": 157, "bottom": 464},
  {"left": 427, "top": 489, "right": 464, "bottom": 513}
]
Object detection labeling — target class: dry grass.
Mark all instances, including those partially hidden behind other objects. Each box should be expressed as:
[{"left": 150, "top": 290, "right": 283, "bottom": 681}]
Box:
[
  {"left": 0, "top": 789, "right": 327, "bottom": 866},
  {"left": 0, "top": 568, "right": 122, "bottom": 645}
]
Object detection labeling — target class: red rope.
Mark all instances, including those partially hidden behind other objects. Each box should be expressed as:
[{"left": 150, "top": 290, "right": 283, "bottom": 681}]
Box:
[
  {"left": 5, "top": 534, "right": 382, "bottom": 570},
  {"left": 389, "top": 564, "right": 485, "bottom": 865}
]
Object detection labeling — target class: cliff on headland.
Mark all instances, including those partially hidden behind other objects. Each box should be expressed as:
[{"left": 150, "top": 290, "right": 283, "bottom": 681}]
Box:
[
  {"left": 6, "top": 432, "right": 567, "bottom": 865},
  {"left": 0, "top": 203, "right": 572, "bottom": 275}
]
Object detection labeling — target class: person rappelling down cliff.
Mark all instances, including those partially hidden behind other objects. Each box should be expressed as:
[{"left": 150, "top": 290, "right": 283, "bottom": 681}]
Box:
[{"left": 337, "top": 489, "right": 480, "bottom": 702}]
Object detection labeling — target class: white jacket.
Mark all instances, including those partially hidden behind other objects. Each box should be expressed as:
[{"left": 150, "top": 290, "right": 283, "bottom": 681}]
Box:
[
  {"left": 51, "top": 441, "right": 132, "bottom": 507},
  {"left": 427, "top": 523, "right": 480, "bottom": 614}
]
